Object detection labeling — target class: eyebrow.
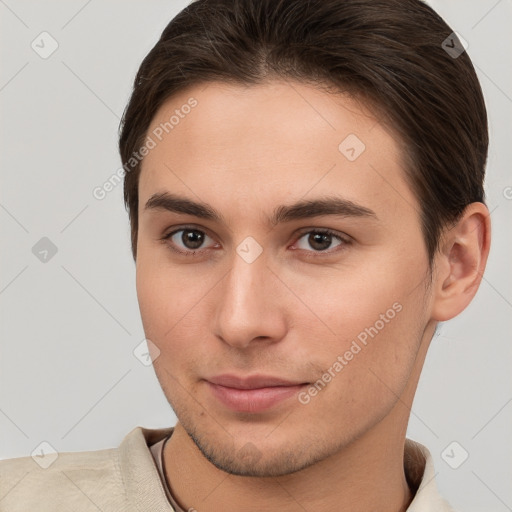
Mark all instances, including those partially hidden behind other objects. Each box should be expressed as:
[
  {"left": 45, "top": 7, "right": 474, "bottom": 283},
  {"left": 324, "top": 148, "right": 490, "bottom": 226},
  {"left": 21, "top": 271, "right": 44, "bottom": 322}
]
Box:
[{"left": 144, "top": 192, "right": 378, "bottom": 225}]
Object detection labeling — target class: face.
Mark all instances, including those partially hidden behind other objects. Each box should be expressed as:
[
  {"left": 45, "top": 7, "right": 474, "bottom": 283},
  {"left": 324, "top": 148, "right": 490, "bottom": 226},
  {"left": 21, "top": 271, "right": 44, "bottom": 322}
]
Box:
[{"left": 136, "top": 80, "right": 435, "bottom": 477}]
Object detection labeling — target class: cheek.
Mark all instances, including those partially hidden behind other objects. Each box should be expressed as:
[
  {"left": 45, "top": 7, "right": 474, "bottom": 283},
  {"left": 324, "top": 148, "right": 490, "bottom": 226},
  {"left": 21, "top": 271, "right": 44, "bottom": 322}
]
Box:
[
  {"left": 286, "top": 250, "right": 429, "bottom": 391},
  {"left": 279, "top": 262, "right": 412, "bottom": 352},
  {"left": 135, "top": 251, "right": 220, "bottom": 365},
  {"left": 326, "top": 290, "right": 426, "bottom": 407},
  {"left": 295, "top": 299, "right": 426, "bottom": 438},
  {"left": 136, "top": 250, "right": 186, "bottom": 344}
]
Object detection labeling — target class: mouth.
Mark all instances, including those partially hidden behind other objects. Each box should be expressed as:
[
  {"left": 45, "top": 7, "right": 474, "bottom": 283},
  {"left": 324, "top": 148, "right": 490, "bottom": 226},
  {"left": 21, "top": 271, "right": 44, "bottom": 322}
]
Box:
[{"left": 205, "top": 374, "right": 310, "bottom": 413}]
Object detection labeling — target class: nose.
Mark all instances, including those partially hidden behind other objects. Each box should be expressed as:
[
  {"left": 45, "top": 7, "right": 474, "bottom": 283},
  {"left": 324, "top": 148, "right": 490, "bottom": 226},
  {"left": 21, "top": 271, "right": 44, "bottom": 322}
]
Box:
[{"left": 213, "top": 248, "right": 288, "bottom": 350}]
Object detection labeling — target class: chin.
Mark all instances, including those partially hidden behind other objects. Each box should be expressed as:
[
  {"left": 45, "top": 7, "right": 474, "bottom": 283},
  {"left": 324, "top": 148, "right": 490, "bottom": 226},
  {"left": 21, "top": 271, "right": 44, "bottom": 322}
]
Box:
[{"left": 185, "top": 423, "right": 331, "bottom": 477}]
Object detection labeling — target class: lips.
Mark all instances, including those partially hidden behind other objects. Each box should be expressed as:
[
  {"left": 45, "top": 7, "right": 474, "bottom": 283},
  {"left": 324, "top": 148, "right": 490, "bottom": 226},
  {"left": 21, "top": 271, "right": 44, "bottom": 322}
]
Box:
[
  {"left": 205, "top": 374, "right": 308, "bottom": 413},
  {"left": 208, "top": 374, "right": 305, "bottom": 389}
]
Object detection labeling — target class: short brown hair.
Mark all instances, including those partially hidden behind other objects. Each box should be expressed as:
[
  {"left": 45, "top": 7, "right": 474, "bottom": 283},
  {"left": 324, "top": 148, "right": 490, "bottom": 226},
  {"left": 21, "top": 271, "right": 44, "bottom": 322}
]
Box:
[{"left": 119, "top": 0, "right": 488, "bottom": 262}]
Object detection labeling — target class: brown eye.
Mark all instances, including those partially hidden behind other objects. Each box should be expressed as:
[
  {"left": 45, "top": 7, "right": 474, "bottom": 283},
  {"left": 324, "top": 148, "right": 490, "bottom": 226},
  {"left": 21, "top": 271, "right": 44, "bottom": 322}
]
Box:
[
  {"left": 309, "top": 232, "right": 334, "bottom": 251},
  {"left": 295, "top": 230, "right": 344, "bottom": 252},
  {"left": 180, "top": 229, "right": 205, "bottom": 249}
]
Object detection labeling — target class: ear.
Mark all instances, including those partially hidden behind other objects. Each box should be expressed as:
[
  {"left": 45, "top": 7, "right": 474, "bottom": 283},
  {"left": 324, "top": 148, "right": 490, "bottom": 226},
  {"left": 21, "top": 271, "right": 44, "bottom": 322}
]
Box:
[{"left": 430, "top": 202, "right": 491, "bottom": 322}]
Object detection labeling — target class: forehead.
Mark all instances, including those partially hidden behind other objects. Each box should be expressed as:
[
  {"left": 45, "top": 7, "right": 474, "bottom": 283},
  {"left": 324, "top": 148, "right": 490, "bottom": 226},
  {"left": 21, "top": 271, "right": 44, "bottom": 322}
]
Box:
[{"left": 138, "top": 80, "right": 417, "bottom": 223}]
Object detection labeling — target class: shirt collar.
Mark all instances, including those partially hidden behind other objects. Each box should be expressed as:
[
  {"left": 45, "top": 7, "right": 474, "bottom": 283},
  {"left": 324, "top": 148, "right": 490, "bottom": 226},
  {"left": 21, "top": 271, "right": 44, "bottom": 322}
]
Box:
[{"left": 403, "top": 439, "right": 456, "bottom": 511}]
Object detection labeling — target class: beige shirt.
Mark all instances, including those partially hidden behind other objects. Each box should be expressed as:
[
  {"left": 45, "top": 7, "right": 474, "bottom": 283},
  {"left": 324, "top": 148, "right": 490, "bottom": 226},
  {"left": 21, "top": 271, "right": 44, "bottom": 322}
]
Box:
[{"left": 0, "top": 426, "right": 456, "bottom": 511}]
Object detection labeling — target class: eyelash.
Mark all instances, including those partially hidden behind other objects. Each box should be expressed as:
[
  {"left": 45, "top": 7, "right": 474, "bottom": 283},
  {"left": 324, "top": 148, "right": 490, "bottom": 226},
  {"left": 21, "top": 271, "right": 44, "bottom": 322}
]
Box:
[{"left": 159, "top": 225, "right": 351, "bottom": 258}]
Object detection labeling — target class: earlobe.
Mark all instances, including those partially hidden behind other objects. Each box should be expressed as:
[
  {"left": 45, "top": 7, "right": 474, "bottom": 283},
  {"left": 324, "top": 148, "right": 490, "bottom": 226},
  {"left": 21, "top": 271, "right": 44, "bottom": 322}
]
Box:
[{"left": 431, "top": 202, "right": 491, "bottom": 322}]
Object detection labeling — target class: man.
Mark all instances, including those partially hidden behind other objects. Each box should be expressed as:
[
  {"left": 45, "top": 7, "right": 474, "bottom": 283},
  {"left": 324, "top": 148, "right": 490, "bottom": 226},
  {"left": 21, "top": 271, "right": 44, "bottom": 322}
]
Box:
[{"left": 0, "top": 0, "right": 491, "bottom": 510}]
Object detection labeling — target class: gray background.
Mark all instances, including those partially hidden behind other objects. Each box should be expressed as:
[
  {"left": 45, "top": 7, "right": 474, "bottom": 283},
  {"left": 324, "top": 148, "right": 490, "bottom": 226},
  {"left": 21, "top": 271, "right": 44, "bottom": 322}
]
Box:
[{"left": 0, "top": 0, "right": 511, "bottom": 510}]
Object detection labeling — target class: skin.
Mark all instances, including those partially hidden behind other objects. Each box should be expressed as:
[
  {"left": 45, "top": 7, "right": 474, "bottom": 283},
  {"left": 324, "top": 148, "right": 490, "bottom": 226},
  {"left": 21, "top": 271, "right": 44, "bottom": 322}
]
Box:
[{"left": 135, "top": 80, "right": 490, "bottom": 512}]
